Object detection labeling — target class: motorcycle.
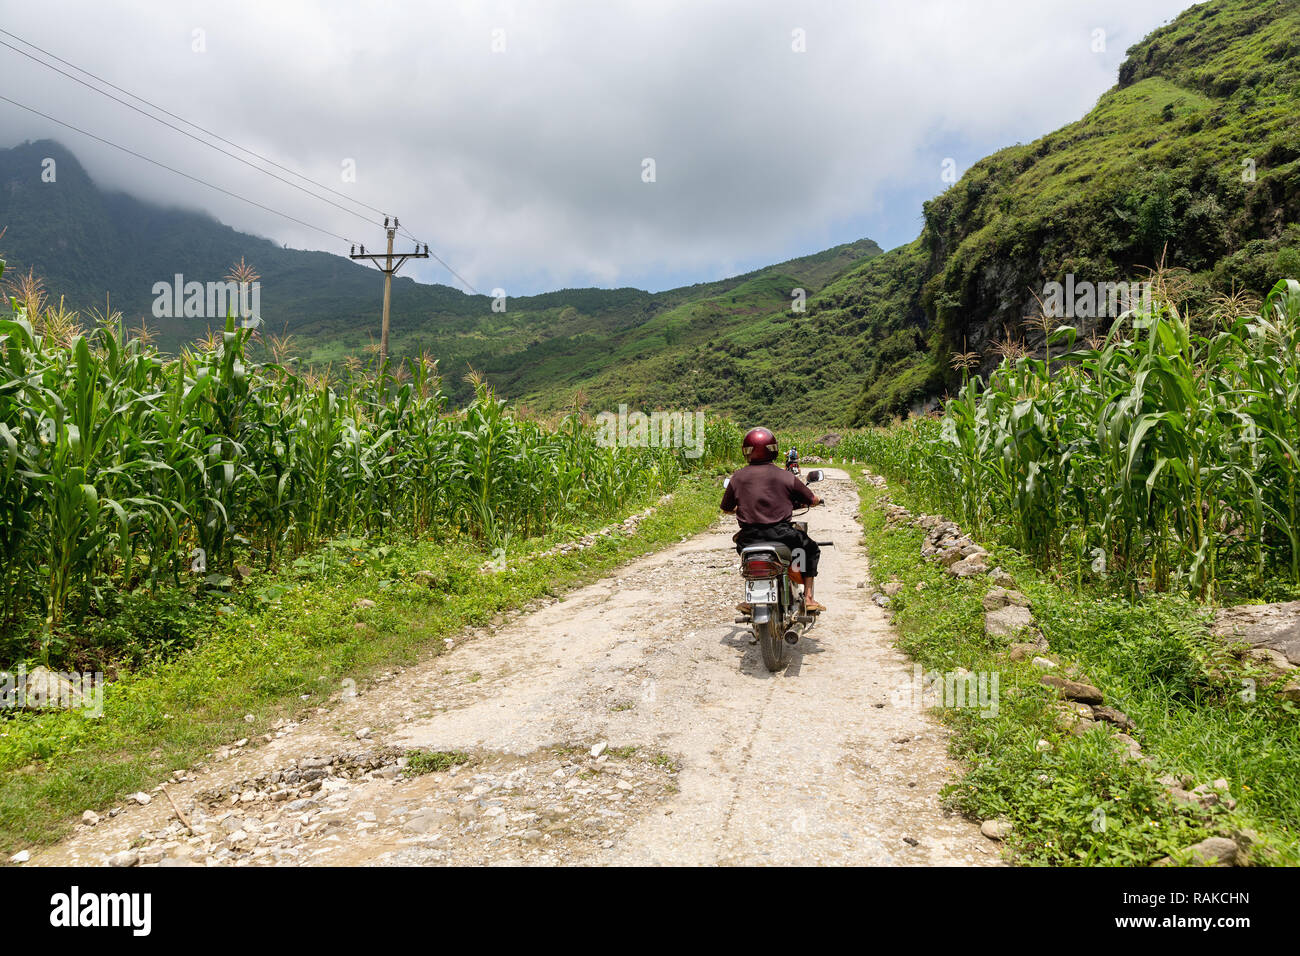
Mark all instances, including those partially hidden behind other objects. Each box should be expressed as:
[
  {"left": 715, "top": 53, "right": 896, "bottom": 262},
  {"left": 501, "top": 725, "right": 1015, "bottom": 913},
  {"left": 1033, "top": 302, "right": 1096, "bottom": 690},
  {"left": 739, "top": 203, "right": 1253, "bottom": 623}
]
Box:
[
  {"left": 724, "top": 469, "right": 833, "bottom": 671},
  {"left": 784, "top": 458, "right": 801, "bottom": 477}
]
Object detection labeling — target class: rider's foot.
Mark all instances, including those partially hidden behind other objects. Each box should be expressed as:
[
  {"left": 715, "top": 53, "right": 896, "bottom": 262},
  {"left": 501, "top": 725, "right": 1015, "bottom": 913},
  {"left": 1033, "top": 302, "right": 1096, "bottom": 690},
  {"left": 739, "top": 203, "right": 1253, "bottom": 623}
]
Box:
[
  {"left": 805, "top": 599, "right": 827, "bottom": 613},
  {"left": 736, "top": 602, "right": 753, "bottom": 614}
]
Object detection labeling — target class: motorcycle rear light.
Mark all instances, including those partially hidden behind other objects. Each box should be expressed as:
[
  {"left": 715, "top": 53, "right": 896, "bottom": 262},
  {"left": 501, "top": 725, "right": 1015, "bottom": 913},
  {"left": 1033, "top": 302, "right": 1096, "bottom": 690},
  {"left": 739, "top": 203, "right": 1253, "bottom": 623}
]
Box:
[{"left": 743, "top": 558, "right": 782, "bottom": 578}]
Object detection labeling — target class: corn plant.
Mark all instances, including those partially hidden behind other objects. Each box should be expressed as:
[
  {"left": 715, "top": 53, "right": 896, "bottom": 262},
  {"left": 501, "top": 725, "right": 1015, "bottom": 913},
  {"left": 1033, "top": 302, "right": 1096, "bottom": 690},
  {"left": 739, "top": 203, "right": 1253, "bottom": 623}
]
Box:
[
  {"left": 0, "top": 266, "right": 721, "bottom": 656},
  {"left": 845, "top": 276, "right": 1300, "bottom": 599}
]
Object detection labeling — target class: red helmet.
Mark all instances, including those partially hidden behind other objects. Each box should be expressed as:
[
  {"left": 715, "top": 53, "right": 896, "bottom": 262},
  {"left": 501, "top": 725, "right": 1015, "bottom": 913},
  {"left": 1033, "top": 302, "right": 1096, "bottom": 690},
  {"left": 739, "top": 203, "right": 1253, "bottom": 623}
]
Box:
[{"left": 742, "top": 427, "right": 778, "bottom": 463}]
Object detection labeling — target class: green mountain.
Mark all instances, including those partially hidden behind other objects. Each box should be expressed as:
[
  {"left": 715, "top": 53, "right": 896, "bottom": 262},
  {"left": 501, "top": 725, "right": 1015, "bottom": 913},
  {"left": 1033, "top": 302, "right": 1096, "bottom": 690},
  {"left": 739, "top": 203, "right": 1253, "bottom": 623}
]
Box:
[
  {"left": 844, "top": 0, "right": 1300, "bottom": 422},
  {"left": 0, "top": 139, "right": 477, "bottom": 348},
  {"left": 3, "top": 0, "right": 1298, "bottom": 424},
  {"left": 0, "top": 138, "right": 880, "bottom": 411},
  {"left": 296, "top": 237, "right": 883, "bottom": 416}
]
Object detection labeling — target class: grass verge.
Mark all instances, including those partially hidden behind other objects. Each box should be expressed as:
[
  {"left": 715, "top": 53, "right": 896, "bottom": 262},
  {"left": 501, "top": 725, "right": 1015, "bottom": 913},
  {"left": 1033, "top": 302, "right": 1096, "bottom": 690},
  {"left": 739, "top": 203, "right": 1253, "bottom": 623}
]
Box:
[
  {"left": 404, "top": 750, "right": 472, "bottom": 776},
  {"left": 855, "top": 475, "right": 1299, "bottom": 866},
  {"left": 0, "top": 475, "right": 722, "bottom": 854}
]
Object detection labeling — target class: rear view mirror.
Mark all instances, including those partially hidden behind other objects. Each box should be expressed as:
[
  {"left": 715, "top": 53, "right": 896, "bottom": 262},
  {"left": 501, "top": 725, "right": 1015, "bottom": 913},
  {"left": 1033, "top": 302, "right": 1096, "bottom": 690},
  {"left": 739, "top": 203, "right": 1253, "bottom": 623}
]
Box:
[{"left": 805, "top": 470, "right": 824, "bottom": 483}]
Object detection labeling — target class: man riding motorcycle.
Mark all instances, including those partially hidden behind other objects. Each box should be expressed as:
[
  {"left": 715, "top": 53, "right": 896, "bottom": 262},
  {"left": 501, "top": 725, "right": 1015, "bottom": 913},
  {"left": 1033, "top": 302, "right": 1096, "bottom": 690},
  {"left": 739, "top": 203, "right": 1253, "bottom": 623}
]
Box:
[
  {"left": 721, "top": 427, "right": 826, "bottom": 613},
  {"left": 785, "top": 446, "right": 800, "bottom": 472}
]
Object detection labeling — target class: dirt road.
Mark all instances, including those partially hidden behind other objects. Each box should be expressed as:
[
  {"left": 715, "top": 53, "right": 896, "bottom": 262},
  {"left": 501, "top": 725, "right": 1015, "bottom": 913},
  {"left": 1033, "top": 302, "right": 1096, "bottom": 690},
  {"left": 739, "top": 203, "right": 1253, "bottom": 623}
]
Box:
[{"left": 32, "top": 470, "right": 997, "bottom": 867}]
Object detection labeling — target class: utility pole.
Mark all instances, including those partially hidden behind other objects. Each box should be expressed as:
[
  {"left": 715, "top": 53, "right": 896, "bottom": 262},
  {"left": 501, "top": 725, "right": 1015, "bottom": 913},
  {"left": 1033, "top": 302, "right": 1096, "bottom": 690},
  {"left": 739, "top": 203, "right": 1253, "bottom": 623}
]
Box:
[{"left": 349, "top": 217, "right": 429, "bottom": 363}]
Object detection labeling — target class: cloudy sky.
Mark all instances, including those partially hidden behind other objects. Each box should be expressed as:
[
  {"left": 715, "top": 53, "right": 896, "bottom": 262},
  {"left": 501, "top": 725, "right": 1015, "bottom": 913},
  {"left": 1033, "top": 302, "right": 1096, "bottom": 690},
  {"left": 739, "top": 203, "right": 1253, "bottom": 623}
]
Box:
[{"left": 1, "top": 0, "right": 1196, "bottom": 295}]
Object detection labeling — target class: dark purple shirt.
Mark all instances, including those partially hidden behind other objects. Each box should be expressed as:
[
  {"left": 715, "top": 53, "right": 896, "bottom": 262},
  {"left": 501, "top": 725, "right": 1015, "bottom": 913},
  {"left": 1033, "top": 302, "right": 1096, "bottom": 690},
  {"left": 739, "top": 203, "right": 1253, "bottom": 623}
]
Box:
[{"left": 720, "top": 463, "right": 815, "bottom": 526}]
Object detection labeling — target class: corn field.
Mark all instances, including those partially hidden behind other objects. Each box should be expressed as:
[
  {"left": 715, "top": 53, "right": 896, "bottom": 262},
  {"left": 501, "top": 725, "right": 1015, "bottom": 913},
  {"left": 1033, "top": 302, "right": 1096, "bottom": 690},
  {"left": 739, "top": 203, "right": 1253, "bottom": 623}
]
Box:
[
  {"left": 0, "top": 260, "right": 733, "bottom": 645},
  {"left": 841, "top": 277, "right": 1300, "bottom": 600}
]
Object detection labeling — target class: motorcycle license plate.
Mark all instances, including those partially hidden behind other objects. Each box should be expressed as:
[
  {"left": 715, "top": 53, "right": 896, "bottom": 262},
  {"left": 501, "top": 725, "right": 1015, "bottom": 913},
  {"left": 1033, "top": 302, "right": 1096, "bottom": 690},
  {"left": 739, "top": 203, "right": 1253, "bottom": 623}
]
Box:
[{"left": 746, "top": 579, "right": 778, "bottom": 603}]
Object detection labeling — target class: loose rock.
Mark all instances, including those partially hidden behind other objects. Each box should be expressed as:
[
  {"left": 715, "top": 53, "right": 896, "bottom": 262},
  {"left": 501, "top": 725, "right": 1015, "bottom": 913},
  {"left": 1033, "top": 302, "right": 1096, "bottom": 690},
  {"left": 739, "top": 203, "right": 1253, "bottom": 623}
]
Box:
[
  {"left": 1212, "top": 601, "right": 1300, "bottom": 666},
  {"left": 982, "top": 588, "right": 1030, "bottom": 611},
  {"left": 985, "top": 605, "right": 1034, "bottom": 640},
  {"left": 947, "top": 554, "right": 989, "bottom": 578},
  {"left": 1091, "top": 706, "right": 1135, "bottom": 731},
  {"left": 1157, "top": 836, "right": 1240, "bottom": 867},
  {"left": 980, "top": 819, "right": 1012, "bottom": 841},
  {"left": 1039, "top": 675, "right": 1104, "bottom": 704}
]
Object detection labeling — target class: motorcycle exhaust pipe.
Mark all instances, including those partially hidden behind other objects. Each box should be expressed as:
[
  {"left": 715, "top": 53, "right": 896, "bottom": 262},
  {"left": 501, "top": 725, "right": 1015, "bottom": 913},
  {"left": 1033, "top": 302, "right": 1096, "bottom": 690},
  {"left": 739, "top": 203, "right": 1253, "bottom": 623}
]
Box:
[{"left": 784, "top": 628, "right": 801, "bottom": 646}]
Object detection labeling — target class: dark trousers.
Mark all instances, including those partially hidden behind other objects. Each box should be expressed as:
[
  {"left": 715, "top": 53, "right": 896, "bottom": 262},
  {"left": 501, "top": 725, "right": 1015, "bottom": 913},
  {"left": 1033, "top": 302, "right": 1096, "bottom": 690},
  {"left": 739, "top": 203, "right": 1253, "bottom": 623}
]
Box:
[{"left": 734, "top": 522, "right": 820, "bottom": 577}]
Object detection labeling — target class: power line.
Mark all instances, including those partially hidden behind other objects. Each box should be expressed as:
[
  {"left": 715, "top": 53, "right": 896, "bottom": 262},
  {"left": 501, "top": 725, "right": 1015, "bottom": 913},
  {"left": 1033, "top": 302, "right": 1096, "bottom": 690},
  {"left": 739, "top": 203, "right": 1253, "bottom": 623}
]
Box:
[
  {"left": 0, "top": 26, "right": 392, "bottom": 225},
  {"left": 399, "top": 224, "right": 481, "bottom": 294},
  {"left": 1, "top": 27, "right": 483, "bottom": 294},
  {"left": 0, "top": 94, "right": 358, "bottom": 245},
  {"left": 0, "top": 36, "right": 383, "bottom": 230}
]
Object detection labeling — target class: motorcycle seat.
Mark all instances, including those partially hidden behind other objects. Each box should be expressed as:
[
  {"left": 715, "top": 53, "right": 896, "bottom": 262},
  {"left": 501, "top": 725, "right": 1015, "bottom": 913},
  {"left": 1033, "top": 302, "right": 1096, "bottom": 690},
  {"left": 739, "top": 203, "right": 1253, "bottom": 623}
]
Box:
[{"left": 740, "top": 543, "right": 792, "bottom": 564}]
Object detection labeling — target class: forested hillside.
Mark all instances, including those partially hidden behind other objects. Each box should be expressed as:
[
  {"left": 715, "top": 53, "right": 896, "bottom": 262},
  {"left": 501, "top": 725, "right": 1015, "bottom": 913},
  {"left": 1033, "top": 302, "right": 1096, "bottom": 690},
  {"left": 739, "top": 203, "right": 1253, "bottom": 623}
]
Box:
[
  {"left": 841, "top": 0, "right": 1300, "bottom": 422},
  {"left": 0, "top": 139, "right": 880, "bottom": 411}
]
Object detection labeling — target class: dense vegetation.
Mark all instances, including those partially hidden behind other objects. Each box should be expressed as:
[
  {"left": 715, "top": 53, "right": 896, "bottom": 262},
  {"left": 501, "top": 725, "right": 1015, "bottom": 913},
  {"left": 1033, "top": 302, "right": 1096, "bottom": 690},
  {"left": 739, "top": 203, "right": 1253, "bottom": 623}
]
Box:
[
  {"left": 0, "top": 256, "right": 736, "bottom": 673},
  {"left": 857, "top": 477, "right": 1300, "bottom": 866},
  {"left": 903, "top": 0, "right": 1300, "bottom": 417},
  {"left": 835, "top": 277, "right": 1300, "bottom": 602},
  {"left": 839, "top": 275, "right": 1300, "bottom": 866}
]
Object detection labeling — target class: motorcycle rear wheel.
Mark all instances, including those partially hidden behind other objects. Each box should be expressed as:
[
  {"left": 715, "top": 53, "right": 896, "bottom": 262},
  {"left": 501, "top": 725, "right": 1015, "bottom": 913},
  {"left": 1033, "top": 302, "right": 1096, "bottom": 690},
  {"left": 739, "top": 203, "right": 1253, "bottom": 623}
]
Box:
[{"left": 755, "top": 618, "right": 787, "bottom": 671}]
